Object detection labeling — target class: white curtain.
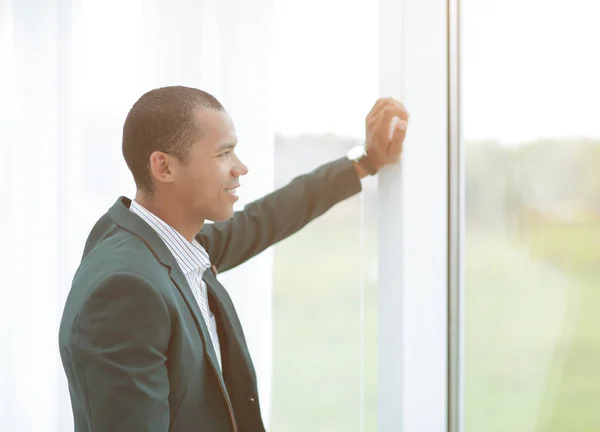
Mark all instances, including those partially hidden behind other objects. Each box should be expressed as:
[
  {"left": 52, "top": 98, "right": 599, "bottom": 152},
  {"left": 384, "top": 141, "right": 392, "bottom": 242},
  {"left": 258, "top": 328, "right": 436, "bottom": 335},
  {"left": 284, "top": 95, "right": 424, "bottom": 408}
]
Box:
[{"left": 0, "top": 0, "right": 274, "bottom": 430}]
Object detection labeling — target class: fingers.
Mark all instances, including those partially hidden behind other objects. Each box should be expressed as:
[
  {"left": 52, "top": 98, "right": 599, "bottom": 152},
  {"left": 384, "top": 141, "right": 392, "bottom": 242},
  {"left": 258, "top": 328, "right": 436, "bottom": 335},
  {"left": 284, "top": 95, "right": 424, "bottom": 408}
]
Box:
[
  {"left": 371, "top": 102, "right": 408, "bottom": 139},
  {"left": 380, "top": 101, "right": 409, "bottom": 128},
  {"left": 366, "top": 97, "right": 404, "bottom": 122},
  {"left": 366, "top": 98, "right": 389, "bottom": 120},
  {"left": 365, "top": 97, "right": 409, "bottom": 165},
  {"left": 388, "top": 116, "right": 401, "bottom": 140},
  {"left": 388, "top": 119, "right": 407, "bottom": 158},
  {"left": 374, "top": 113, "right": 406, "bottom": 153}
]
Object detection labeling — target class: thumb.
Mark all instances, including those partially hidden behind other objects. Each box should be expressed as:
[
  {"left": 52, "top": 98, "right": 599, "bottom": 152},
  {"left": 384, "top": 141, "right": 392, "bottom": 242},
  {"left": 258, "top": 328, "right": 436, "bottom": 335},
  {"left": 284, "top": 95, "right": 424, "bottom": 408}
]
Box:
[
  {"left": 389, "top": 118, "right": 408, "bottom": 158},
  {"left": 388, "top": 116, "right": 408, "bottom": 140}
]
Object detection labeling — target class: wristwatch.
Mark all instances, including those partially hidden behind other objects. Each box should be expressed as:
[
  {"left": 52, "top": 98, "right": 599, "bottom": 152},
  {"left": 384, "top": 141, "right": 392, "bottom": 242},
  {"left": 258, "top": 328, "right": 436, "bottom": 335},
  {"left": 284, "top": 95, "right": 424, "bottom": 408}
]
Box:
[{"left": 347, "top": 144, "right": 378, "bottom": 176}]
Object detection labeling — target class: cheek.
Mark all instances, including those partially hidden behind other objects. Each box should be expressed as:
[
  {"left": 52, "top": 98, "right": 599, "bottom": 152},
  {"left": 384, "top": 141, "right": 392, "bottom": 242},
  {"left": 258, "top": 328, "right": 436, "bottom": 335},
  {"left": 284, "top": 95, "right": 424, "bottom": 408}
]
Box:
[
  {"left": 188, "top": 164, "right": 223, "bottom": 195},
  {"left": 183, "top": 156, "right": 231, "bottom": 194}
]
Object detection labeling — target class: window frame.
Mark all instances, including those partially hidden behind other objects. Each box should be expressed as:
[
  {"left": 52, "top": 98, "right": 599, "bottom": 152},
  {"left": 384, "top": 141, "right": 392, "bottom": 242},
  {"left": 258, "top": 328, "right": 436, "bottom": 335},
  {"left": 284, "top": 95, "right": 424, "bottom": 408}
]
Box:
[{"left": 377, "top": 0, "right": 451, "bottom": 430}]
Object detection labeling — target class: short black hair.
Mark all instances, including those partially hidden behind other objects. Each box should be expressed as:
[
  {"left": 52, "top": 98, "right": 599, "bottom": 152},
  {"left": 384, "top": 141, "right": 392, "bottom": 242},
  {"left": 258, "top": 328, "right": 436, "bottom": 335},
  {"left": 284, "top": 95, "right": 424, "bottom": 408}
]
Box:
[{"left": 122, "top": 85, "right": 224, "bottom": 194}]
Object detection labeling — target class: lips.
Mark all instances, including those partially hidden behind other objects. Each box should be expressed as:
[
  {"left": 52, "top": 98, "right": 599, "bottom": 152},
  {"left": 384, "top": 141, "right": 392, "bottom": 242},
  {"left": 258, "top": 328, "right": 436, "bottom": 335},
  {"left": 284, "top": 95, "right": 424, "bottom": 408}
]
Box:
[
  {"left": 225, "top": 184, "right": 240, "bottom": 193},
  {"left": 224, "top": 184, "right": 240, "bottom": 198}
]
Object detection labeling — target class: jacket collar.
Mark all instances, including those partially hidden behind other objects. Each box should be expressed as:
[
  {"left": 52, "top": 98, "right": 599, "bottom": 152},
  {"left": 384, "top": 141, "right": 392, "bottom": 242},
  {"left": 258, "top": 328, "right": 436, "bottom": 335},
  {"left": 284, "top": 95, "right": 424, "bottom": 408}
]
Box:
[
  {"left": 128, "top": 199, "right": 211, "bottom": 276},
  {"left": 108, "top": 196, "right": 180, "bottom": 269},
  {"left": 107, "top": 196, "right": 228, "bottom": 386}
]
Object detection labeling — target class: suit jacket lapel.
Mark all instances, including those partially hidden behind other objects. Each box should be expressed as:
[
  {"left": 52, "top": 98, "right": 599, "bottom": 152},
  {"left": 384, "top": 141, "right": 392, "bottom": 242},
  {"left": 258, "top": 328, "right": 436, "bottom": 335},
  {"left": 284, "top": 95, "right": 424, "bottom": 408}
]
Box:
[
  {"left": 202, "top": 271, "right": 257, "bottom": 385},
  {"left": 167, "top": 266, "right": 227, "bottom": 383},
  {"left": 107, "top": 197, "right": 228, "bottom": 389}
]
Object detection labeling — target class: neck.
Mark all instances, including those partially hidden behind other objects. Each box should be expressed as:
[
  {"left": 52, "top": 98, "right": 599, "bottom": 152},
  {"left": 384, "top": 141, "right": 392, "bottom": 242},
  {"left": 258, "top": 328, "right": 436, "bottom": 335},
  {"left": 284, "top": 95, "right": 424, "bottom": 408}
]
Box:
[{"left": 134, "top": 190, "right": 204, "bottom": 242}]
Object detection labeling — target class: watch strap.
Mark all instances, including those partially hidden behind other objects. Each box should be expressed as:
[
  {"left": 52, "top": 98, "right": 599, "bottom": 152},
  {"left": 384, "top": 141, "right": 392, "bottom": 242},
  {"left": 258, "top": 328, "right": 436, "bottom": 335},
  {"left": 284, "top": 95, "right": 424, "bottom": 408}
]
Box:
[{"left": 358, "top": 152, "right": 378, "bottom": 175}]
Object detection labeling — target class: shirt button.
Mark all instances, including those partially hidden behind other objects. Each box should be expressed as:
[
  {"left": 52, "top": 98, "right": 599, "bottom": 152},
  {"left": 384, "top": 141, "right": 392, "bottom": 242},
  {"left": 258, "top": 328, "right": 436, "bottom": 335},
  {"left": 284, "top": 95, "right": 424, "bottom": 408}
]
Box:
[{"left": 250, "top": 397, "right": 255, "bottom": 402}]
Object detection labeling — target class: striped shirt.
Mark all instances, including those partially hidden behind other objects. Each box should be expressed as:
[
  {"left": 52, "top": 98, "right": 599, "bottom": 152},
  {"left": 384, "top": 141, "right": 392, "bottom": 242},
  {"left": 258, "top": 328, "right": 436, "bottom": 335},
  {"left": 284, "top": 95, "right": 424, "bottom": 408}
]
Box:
[{"left": 129, "top": 200, "right": 222, "bottom": 370}]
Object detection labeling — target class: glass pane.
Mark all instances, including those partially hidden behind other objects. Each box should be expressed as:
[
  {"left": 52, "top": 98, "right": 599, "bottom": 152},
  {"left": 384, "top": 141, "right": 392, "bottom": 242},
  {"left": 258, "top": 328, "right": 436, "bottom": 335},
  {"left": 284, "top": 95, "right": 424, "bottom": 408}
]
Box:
[
  {"left": 461, "top": 1, "right": 600, "bottom": 431},
  {"left": 270, "top": 0, "right": 379, "bottom": 430}
]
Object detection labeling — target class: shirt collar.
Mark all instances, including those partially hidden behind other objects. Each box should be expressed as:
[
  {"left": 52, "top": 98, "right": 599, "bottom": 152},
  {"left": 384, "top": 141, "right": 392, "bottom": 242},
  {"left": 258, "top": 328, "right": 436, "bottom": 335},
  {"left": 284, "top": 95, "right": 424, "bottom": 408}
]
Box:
[{"left": 129, "top": 200, "right": 211, "bottom": 275}]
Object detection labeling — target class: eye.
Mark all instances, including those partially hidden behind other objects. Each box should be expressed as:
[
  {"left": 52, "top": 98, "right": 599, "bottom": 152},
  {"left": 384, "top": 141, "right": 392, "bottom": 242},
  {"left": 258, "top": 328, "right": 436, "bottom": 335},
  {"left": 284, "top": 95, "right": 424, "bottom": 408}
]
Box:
[{"left": 219, "top": 150, "right": 232, "bottom": 157}]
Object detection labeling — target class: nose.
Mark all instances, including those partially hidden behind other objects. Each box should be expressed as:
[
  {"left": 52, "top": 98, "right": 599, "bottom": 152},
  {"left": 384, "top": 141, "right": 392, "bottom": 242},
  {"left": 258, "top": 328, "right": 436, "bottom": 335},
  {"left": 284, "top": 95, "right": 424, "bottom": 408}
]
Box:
[{"left": 232, "top": 159, "right": 249, "bottom": 177}]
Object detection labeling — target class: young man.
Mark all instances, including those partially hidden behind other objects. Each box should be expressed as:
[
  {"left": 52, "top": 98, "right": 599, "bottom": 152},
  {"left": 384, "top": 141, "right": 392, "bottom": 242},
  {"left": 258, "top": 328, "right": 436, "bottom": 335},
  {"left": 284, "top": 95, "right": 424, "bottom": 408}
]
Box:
[{"left": 58, "top": 86, "right": 409, "bottom": 431}]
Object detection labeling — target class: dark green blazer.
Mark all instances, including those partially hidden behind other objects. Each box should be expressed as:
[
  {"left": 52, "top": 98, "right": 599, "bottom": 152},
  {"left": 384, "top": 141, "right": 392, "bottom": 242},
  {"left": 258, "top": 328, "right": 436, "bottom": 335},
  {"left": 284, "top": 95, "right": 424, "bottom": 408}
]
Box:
[{"left": 58, "top": 157, "right": 362, "bottom": 432}]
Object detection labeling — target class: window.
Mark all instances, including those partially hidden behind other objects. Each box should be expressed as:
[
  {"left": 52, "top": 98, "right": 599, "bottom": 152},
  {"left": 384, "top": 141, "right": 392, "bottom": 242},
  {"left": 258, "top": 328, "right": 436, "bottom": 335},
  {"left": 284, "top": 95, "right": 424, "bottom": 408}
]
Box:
[
  {"left": 269, "top": 0, "right": 379, "bottom": 430},
  {"left": 460, "top": 0, "right": 600, "bottom": 431}
]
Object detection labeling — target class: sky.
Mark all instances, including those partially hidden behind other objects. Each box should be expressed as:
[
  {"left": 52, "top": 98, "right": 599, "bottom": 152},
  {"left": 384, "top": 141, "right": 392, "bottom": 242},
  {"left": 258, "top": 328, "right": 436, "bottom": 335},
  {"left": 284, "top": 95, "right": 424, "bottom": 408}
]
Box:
[{"left": 272, "top": 0, "right": 600, "bottom": 144}]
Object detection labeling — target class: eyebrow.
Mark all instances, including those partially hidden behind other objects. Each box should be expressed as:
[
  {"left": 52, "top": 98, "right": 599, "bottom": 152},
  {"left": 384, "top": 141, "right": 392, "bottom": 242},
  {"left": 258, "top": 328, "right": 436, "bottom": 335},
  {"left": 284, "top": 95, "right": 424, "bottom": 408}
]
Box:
[{"left": 216, "top": 142, "right": 237, "bottom": 152}]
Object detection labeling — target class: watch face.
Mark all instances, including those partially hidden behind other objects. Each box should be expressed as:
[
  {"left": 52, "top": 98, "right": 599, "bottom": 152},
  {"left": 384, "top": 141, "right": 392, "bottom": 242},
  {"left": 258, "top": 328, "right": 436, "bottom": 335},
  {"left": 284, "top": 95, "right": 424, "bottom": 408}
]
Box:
[{"left": 347, "top": 145, "right": 365, "bottom": 160}]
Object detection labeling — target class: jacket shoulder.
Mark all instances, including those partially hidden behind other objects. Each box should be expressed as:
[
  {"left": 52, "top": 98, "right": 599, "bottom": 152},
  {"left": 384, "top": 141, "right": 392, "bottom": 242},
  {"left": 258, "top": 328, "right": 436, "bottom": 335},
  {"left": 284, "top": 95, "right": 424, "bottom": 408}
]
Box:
[{"left": 64, "top": 213, "right": 170, "bottom": 314}]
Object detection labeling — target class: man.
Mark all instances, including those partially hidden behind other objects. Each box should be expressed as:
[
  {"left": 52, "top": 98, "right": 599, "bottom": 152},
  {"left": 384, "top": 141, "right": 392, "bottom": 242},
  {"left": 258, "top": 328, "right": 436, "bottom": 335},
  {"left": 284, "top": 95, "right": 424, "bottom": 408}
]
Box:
[{"left": 58, "top": 86, "right": 408, "bottom": 432}]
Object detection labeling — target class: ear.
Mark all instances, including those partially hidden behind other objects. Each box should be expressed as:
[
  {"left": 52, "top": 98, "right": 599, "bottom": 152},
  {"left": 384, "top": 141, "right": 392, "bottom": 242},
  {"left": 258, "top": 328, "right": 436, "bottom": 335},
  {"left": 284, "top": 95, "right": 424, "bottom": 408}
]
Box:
[{"left": 148, "top": 151, "right": 179, "bottom": 185}]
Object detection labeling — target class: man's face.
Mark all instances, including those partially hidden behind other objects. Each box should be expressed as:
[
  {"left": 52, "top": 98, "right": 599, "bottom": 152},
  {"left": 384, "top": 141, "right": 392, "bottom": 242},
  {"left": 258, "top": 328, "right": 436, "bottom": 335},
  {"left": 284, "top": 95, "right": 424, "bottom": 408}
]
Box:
[{"left": 173, "top": 109, "right": 248, "bottom": 222}]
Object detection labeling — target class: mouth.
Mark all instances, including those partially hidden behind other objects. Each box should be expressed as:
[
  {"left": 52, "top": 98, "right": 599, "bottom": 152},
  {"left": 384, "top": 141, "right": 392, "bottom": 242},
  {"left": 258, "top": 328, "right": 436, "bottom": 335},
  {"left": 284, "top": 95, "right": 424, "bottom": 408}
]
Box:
[
  {"left": 224, "top": 184, "right": 240, "bottom": 201},
  {"left": 224, "top": 184, "right": 240, "bottom": 193}
]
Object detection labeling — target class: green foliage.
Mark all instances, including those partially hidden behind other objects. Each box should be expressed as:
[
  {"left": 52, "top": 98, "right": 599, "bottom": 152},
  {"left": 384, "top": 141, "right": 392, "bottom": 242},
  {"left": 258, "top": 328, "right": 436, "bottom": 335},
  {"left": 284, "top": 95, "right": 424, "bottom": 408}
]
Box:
[
  {"left": 267, "top": 135, "right": 600, "bottom": 431},
  {"left": 466, "top": 138, "right": 600, "bottom": 274}
]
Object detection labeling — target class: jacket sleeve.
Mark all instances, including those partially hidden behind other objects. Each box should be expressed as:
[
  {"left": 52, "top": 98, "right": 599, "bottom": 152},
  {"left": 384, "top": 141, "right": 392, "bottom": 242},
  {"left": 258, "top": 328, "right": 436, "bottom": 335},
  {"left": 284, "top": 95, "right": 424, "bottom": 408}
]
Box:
[
  {"left": 197, "top": 156, "right": 362, "bottom": 273},
  {"left": 67, "top": 272, "right": 171, "bottom": 431}
]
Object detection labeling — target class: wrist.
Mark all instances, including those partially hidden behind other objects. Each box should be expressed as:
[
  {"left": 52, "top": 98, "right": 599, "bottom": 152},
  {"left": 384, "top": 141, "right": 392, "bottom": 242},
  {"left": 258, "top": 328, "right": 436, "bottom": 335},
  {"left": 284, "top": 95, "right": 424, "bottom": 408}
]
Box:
[
  {"left": 352, "top": 160, "right": 369, "bottom": 179},
  {"left": 347, "top": 144, "right": 379, "bottom": 177}
]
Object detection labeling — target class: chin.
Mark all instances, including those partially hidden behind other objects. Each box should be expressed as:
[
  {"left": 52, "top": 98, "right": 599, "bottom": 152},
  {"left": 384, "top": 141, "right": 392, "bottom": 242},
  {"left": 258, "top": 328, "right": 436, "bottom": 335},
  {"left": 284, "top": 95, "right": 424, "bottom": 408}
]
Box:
[{"left": 211, "top": 208, "right": 235, "bottom": 222}]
